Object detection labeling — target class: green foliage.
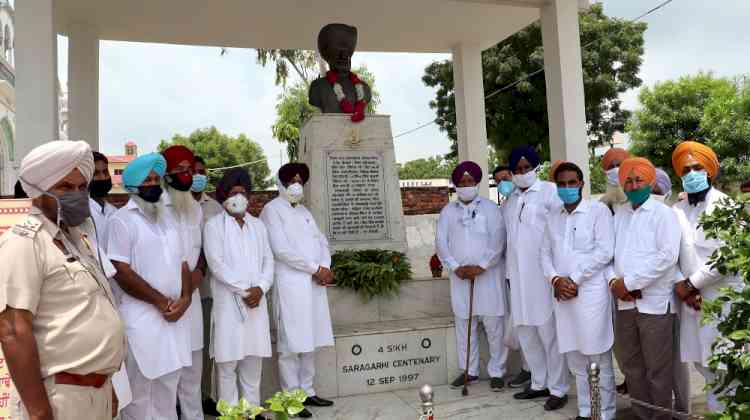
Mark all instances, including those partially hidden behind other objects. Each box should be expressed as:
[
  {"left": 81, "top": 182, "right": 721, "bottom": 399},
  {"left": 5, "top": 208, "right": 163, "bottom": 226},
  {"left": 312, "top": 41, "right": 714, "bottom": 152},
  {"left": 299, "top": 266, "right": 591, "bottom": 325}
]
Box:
[
  {"left": 158, "top": 127, "right": 271, "bottom": 190},
  {"left": 331, "top": 249, "right": 412, "bottom": 301},
  {"left": 256, "top": 49, "right": 319, "bottom": 87},
  {"left": 216, "top": 398, "right": 265, "bottom": 420},
  {"left": 423, "top": 3, "right": 646, "bottom": 159},
  {"left": 698, "top": 194, "right": 750, "bottom": 419},
  {"left": 397, "top": 155, "right": 456, "bottom": 179},
  {"left": 217, "top": 390, "right": 307, "bottom": 420}
]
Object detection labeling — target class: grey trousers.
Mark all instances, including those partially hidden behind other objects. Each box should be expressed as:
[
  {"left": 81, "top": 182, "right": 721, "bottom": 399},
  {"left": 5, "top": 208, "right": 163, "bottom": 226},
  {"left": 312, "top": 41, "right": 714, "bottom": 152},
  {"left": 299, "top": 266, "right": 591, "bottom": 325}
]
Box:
[
  {"left": 201, "top": 297, "right": 213, "bottom": 398},
  {"left": 615, "top": 309, "right": 675, "bottom": 420}
]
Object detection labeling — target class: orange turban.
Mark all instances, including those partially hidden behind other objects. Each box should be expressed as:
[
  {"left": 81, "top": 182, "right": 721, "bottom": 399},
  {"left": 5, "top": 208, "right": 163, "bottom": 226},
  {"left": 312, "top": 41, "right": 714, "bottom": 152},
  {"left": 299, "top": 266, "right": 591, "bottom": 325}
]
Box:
[
  {"left": 601, "top": 148, "right": 630, "bottom": 170},
  {"left": 671, "top": 141, "right": 719, "bottom": 178},
  {"left": 619, "top": 157, "right": 656, "bottom": 187},
  {"left": 548, "top": 160, "right": 564, "bottom": 181}
]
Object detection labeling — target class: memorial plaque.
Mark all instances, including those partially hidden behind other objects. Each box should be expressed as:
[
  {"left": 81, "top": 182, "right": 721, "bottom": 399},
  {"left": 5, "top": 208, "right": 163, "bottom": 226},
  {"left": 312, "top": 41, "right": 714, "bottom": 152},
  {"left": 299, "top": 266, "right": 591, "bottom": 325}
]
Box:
[
  {"left": 336, "top": 329, "right": 447, "bottom": 396},
  {"left": 326, "top": 151, "right": 389, "bottom": 241}
]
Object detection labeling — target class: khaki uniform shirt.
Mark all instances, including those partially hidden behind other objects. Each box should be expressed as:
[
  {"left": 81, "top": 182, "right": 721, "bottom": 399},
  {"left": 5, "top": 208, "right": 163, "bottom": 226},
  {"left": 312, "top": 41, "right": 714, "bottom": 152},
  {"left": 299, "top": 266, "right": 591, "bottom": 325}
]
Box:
[{"left": 0, "top": 208, "right": 125, "bottom": 378}]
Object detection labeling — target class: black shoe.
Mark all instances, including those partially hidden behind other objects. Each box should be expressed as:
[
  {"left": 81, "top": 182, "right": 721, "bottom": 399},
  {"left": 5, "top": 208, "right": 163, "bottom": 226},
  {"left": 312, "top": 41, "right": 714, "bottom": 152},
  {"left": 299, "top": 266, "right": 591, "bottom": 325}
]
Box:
[
  {"left": 450, "top": 373, "right": 479, "bottom": 389},
  {"left": 255, "top": 415, "right": 267, "bottom": 420},
  {"left": 297, "top": 408, "right": 313, "bottom": 418},
  {"left": 490, "top": 377, "right": 504, "bottom": 392},
  {"left": 508, "top": 370, "right": 531, "bottom": 388},
  {"left": 544, "top": 394, "right": 568, "bottom": 411},
  {"left": 575, "top": 417, "right": 591, "bottom": 420},
  {"left": 304, "top": 395, "right": 334, "bottom": 407},
  {"left": 202, "top": 398, "right": 220, "bottom": 416},
  {"left": 616, "top": 381, "right": 628, "bottom": 394},
  {"left": 513, "top": 387, "right": 550, "bottom": 400}
]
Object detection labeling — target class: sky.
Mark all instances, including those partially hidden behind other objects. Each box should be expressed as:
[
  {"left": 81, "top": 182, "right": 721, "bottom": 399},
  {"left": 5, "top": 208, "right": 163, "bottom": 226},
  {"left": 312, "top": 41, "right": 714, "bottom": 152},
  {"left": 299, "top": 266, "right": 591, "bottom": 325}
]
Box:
[{"left": 55, "top": 0, "right": 750, "bottom": 174}]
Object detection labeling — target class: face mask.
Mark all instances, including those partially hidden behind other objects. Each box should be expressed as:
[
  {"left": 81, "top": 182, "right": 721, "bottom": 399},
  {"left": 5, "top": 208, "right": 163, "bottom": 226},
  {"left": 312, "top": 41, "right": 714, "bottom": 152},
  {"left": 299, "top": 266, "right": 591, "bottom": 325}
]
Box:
[
  {"left": 138, "top": 185, "right": 163, "bottom": 203},
  {"left": 497, "top": 180, "right": 515, "bottom": 198},
  {"left": 606, "top": 167, "right": 620, "bottom": 186},
  {"left": 224, "top": 194, "right": 248, "bottom": 215},
  {"left": 681, "top": 170, "right": 709, "bottom": 194},
  {"left": 45, "top": 190, "right": 91, "bottom": 227},
  {"left": 624, "top": 185, "right": 652, "bottom": 205},
  {"left": 191, "top": 174, "right": 208, "bottom": 193},
  {"left": 456, "top": 186, "right": 478, "bottom": 202},
  {"left": 512, "top": 171, "right": 537, "bottom": 189},
  {"left": 557, "top": 187, "right": 581, "bottom": 205},
  {"left": 166, "top": 172, "right": 193, "bottom": 191},
  {"left": 89, "top": 179, "right": 112, "bottom": 198},
  {"left": 286, "top": 182, "right": 304, "bottom": 204}
]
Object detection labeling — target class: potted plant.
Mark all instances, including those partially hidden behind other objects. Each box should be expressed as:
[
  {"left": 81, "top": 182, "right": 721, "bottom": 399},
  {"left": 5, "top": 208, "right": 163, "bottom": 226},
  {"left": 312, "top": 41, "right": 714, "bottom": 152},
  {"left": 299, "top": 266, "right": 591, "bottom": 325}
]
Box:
[{"left": 216, "top": 389, "right": 308, "bottom": 420}]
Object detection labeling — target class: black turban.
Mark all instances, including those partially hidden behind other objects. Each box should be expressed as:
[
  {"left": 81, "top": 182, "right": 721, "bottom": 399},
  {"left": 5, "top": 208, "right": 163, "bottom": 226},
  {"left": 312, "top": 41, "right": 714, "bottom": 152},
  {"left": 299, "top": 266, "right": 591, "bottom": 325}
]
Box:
[
  {"left": 215, "top": 168, "right": 252, "bottom": 204},
  {"left": 278, "top": 162, "right": 310, "bottom": 185}
]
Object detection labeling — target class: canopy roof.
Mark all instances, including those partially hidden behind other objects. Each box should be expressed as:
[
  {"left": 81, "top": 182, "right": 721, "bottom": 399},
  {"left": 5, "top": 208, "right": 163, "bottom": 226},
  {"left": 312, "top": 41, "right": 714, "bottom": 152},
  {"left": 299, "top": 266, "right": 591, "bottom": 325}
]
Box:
[{"left": 54, "top": 0, "right": 557, "bottom": 53}]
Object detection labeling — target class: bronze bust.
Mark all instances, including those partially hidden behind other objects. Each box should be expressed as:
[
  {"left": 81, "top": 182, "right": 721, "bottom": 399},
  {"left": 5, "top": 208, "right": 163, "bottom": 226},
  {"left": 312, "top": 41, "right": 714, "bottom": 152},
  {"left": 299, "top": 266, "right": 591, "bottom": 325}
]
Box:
[{"left": 309, "top": 24, "right": 372, "bottom": 120}]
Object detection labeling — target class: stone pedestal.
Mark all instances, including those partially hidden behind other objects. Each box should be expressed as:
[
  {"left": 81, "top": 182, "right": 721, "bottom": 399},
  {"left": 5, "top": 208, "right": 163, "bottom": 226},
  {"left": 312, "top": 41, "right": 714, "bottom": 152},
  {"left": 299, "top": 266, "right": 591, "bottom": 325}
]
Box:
[{"left": 300, "top": 114, "right": 406, "bottom": 252}]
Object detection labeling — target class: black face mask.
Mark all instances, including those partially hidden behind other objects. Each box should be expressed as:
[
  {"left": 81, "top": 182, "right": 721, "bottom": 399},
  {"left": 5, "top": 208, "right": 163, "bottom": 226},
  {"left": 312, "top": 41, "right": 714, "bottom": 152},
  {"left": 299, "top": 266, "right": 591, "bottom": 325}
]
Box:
[
  {"left": 166, "top": 172, "right": 193, "bottom": 192},
  {"left": 89, "top": 179, "right": 113, "bottom": 198},
  {"left": 138, "top": 185, "right": 163, "bottom": 203}
]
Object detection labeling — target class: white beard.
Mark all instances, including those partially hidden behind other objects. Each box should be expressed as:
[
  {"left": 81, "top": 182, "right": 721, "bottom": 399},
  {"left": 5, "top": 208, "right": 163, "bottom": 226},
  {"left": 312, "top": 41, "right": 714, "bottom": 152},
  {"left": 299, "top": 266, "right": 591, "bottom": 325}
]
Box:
[
  {"left": 131, "top": 194, "right": 160, "bottom": 222},
  {"left": 601, "top": 185, "right": 627, "bottom": 207},
  {"left": 167, "top": 187, "right": 198, "bottom": 221}
]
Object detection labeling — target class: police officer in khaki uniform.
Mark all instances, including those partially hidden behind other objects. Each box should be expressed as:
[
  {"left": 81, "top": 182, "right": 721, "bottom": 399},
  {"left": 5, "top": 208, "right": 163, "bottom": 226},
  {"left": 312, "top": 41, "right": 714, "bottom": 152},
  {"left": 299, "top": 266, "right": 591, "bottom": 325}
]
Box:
[{"left": 0, "top": 140, "right": 125, "bottom": 420}]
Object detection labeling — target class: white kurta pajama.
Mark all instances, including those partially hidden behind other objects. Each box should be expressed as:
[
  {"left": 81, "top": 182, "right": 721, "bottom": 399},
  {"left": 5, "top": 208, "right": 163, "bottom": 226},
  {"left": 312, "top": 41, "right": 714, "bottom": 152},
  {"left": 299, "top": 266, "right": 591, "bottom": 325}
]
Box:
[
  {"left": 259, "top": 197, "right": 334, "bottom": 396},
  {"left": 674, "top": 188, "right": 741, "bottom": 412},
  {"left": 204, "top": 212, "right": 274, "bottom": 405},
  {"left": 541, "top": 199, "right": 616, "bottom": 420},
  {"left": 436, "top": 196, "right": 508, "bottom": 378},
  {"left": 504, "top": 179, "right": 569, "bottom": 397},
  {"left": 107, "top": 200, "right": 193, "bottom": 420}
]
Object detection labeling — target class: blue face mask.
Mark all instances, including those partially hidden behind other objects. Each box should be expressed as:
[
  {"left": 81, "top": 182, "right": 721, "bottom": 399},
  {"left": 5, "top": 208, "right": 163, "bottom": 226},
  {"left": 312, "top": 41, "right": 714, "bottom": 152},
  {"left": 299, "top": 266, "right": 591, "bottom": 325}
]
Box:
[
  {"left": 497, "top": 180, "right": 515, "bottom": 198},
  {"left": 191, "top": 174, "right": 208, "bottom": 193},
  {"left": 681, "top": 170, "right": 709, "bottom": 194},
  {"left": 557, "top": 187, "right": 581, "bottom": 205}
]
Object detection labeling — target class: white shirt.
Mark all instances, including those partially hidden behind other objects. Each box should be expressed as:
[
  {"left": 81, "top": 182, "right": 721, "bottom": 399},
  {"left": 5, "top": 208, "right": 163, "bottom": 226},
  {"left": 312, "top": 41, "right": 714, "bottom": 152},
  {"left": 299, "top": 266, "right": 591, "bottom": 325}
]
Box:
[
  {"left": 204, "top": 211, "right": 274, "bottom": 362},
  {"left": 541, "top": 199, "right": 615, "bottom": 355},
  {"left": 610, "top": 197, "right": 681, "bottom": 314},
  {"left": 259, "top": 197, "right": 334, "bottom": 354},
  {"left": 504, "top": 178, "right": 562, "bottom": 326},
  {"left": 107, "top": 199, "right": 192, "bottom": 379},
  {"left": 196, "top": 193, "right": 224, "bottom": 298},
  {"left": 435, "top": 196, "right": 507, "bottom": 318},
  {"left": 89, "top": 197, "right": 117, "bottom": 248}
]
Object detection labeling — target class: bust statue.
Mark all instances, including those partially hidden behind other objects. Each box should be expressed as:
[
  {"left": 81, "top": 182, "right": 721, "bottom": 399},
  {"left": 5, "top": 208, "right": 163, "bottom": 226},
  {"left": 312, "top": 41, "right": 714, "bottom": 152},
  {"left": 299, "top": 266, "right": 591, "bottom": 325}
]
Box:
[{"left": 309, "top": 23, "right": 372, "bottom": 121}]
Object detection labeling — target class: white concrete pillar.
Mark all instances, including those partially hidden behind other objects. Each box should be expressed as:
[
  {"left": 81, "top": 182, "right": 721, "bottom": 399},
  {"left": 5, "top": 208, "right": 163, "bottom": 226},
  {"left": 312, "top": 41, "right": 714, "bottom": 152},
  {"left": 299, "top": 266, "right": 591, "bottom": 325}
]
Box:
[
  {"left": 452, "top": 43, "right": 489, "bottom": 197},
  {"left": 15, "top": 0, "right": 59, "bottom": 161},
  {"left": 68, "top": 24, "right": 100, "bottom": 151},
  {"left": 541, "top": 0, "right": 590, "bottom": 193}
]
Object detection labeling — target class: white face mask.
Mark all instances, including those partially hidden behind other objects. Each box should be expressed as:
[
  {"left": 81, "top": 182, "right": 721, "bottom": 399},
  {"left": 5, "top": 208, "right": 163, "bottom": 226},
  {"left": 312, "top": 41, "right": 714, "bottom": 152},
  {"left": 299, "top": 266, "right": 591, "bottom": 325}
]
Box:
[
  {"left": 286, "top": 182, "right": 304, "bottom": 204},
  {"left": 512, "top": 171, "right": 537, "bottom": 189},
  {"left": 456, "top": 186, "right": 478, "bottom": 202},
  {"left": 224, "top": 194, "right": 248, "bottom": 215},
  {"left": 606, "top": 167, "right": 620, "bottom": 186}
]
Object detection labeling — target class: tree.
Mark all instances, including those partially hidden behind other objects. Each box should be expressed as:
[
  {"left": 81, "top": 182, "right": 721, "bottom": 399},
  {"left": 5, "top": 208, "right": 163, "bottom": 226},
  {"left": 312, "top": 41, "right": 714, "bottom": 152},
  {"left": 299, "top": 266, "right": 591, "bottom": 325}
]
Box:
[
  {"left": 422, "top": 3, "right": 646, "bottom": 160},
  {"left": 255, "top": 49, "right": 321, "bottom": 87},
  {"left": 158, "top": 127, "right": 271, "bottom": 190},
  {"left": 397, "top": 155, "right": 456, "bottom": 179},
  {"left": 628, "top": 73, "right": 750, "bottom": 185}
]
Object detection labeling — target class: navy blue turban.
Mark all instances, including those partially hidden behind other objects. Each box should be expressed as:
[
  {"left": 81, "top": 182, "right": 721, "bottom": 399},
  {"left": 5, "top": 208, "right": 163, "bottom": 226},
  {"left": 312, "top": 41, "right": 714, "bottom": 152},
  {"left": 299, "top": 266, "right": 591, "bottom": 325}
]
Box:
[
  {"left": 451, "top": 161, "right": 482, "bottom": 185},
  {"left": 509, "top": 145, "right": 540, "bottom": 171}
]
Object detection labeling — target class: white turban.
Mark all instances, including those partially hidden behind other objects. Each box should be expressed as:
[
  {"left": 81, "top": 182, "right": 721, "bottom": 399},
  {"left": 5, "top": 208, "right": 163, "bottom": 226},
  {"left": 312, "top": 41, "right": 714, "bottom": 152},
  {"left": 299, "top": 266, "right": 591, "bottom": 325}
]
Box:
[{"left": 19, "top": 140, "right": 94, "bottom": 198}]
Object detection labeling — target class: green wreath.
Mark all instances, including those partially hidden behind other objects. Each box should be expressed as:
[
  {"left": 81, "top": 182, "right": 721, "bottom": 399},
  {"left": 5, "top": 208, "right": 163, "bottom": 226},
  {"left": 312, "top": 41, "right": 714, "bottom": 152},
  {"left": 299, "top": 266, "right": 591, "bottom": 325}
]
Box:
[{"left": 331, "top": 249, "right": 412, "bottom": 302}]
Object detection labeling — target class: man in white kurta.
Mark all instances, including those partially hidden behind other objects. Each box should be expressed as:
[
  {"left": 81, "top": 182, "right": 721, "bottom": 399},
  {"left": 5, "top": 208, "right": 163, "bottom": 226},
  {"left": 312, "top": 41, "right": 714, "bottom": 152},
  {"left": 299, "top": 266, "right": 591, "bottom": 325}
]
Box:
[
  {"left": 204, "top": 169, "right": 273, "bottom": 415},
  {"left": 504, "top": 146, "right": 569, "bottom": 409},
  {"left": 259, "top": 163, "right": 334, "bottom": 419},
  {"left": 540, "top": 162, "right": 616, "bottom": 420},
  {"left": 437, "top": 161, "right": 508, "bottom": 391},
  {"left": 671, "top": 142, "right": 741, "bottom": 412},
  {"left": 108, "top": 153, "right": 193, "bottom": 420}
]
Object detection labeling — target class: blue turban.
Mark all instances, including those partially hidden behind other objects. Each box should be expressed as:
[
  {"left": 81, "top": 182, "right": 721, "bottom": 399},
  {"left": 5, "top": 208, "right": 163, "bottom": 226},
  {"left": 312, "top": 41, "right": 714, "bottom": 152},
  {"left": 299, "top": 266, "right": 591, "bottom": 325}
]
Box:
[
  {"left": 123, "top": 153, "right": 167, "bottom": 193},
  {"left": 451, "top": 161, "right": 482, "bottom": 186},
  {"left": 509, "top": 145, "right": 540, "bottom": 171}
]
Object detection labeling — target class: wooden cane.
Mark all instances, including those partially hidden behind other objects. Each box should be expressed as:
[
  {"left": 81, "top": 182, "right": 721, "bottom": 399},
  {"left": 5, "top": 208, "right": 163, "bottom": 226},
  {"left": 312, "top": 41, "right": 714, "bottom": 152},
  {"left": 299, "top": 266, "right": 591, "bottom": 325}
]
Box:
[{"left": 462, "top": 277, "right": 476, "bottom": 396}]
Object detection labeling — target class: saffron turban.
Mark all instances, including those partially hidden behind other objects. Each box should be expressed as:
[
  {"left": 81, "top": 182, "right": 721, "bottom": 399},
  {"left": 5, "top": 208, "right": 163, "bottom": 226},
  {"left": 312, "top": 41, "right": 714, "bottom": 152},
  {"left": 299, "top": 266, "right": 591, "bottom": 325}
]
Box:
[
  {"left": 451, "top": 161, "right": 482, "bottom": 185},
  {"left": 278, "top": 162, "right": 310, "bottom": 185},
  {"left": 618, "top": 157, "right": 656, "bottom": 187},
  {"left": 601, "top": 148, "right": 630, "bottom": 170},
  {"left": 216, "top": 168, "right": 252, "bottom": 204},
  {"left": 123, "top": 153, "right": 167, "bottom": 193},
  {"left": 549, "top": 160, "right": 564, "bottom": 181},
  {"left": 19, "top": 140, "right": 94, "bottom": 198},
  {"left": 654, "top": 168, "right": 672, "bottom": 196},
  {"left": 671, "top": 141, "right": 719, "bottom": 178},
  {"left": 162, "top": 145, "right": 195, "bottom": 172},
  {"left": 509, "top": 145, "right": 540, "bottom": 171}
]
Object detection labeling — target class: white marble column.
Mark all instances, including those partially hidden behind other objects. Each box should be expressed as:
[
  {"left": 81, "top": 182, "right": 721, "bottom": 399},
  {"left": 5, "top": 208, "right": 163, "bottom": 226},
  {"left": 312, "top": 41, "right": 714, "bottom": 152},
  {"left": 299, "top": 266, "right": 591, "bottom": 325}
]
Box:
[
  {"left": 452, "top": 43, "right": 489, "bottom": 197},
  {"left": 68, "top": 24, "right": 100, "bottom": 151},
  {"left": 541, "top": 0, "right": 590, "bottom": 193},
  {"left": 15, "top": 0, "right": 59, "bottom": 161}
]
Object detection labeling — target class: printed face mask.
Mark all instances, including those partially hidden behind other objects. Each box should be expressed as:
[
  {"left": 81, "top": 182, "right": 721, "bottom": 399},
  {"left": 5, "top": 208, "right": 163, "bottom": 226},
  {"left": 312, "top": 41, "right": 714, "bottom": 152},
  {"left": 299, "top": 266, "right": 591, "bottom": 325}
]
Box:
[
  {"left": 224, "top": 194, "right": 248, "bottom": 215},
  {"left": 456, "top": 186, "right": 478, "bottom": 202},
  {"left": 286, "top": 182, "right": 304, "bottom": 204}
]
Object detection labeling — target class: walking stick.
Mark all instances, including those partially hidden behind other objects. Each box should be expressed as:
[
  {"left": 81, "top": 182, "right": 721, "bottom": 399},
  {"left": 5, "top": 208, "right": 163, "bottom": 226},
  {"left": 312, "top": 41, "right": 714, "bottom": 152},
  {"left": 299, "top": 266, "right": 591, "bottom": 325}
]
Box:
[{"left": 462, "top": 277, "right": 476, "bottom": 396}]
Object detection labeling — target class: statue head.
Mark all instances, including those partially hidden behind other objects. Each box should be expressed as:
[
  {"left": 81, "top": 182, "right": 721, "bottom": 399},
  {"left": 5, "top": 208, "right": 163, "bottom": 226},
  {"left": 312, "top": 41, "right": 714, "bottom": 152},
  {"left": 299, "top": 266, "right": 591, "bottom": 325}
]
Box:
[{"left": 317, "top": 23, "right": 357, "bottom": 74}]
